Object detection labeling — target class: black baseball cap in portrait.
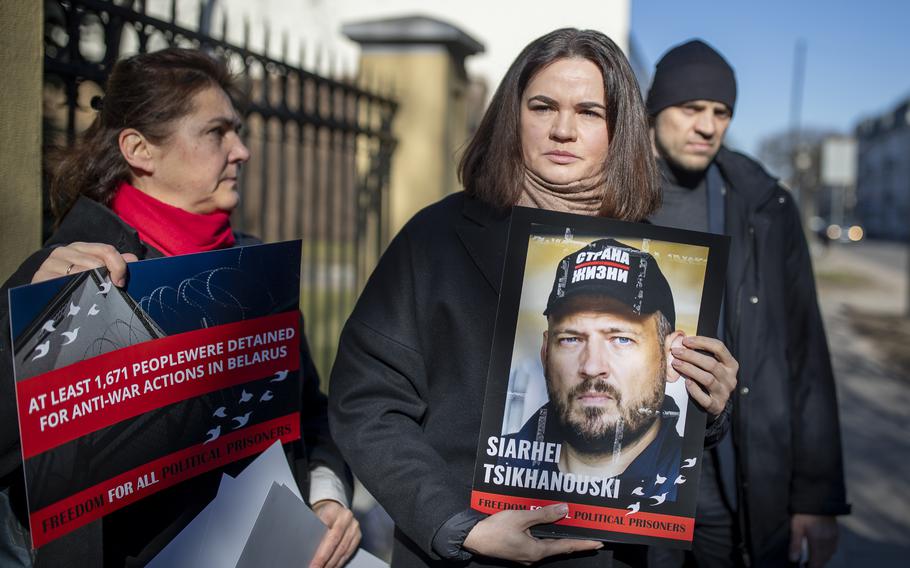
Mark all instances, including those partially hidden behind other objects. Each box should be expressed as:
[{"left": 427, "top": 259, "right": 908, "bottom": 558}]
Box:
[{"left": 543, "top": 238, "right": 676, "bottom": 328}]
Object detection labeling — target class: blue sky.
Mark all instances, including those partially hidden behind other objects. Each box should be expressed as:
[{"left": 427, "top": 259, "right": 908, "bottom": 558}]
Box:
[{"left": 631, "top": 0, "right": 910, "bottom": 156}]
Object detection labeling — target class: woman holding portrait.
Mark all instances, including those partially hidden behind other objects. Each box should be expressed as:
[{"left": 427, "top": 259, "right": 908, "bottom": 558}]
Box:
[{"left": 329, "top": 28, "right": 738, "bottom": 568}]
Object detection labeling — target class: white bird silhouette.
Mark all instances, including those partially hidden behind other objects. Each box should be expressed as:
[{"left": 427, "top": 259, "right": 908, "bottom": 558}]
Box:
[
  {"left": 682, "top": 458, "right": 697, "bottom": 468},
  {"left": 259, "top": 390, "right": 274, "bottom": 402},
  {"left": 270, "top": 370, "right": 289, "bottom": 383},
  {"left": 674, "top": 475, "right": 686, "bottom": 485},
  {"left": 232, "top": 412, "right": 252, "bottom": 429},
  {"left": 32, "top": 340, "right": 50, "bottom": 360},
  {"left": 650, "top": 492, "right": 668, "bottom": 506},
  {"left": 204, "top": 425, "right": 221, "bottom": 444},
  {"left": 61, "top": 328, "right": 80, "bottom": 346},
  {"left": 632, "top": 486, "right": 645, "bottom": 496},
  {"left": 67, "top": 302, "right": 80, "bottom": 317},
  {"left": 212, "top": 406, "right": 227, "bottom": 418},
  {"left": 625, "top": 502, "right": 640, "bottom": 516},
  {"left": 239, "top": 390, "right": 252, "bottom": 403},
  {"left": 41, "top": 320, "right": 56, "bottom": 333},
  {"left": 655, "top": 474, "right": 667, "bottom": 485},
  {"left": 88, "top": 304, "right": 100, "bottom": 316},
  {"left": 97, "top": 280, "right": 112, "bottom": 295}
]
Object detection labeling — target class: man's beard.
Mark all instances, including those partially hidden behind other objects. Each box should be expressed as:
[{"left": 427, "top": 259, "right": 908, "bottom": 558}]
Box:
[{"left": 546, "top": 367, "right": 666, "bottom": 457}]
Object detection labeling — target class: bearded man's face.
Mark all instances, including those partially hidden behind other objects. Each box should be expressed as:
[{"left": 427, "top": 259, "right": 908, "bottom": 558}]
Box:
[{"left": 543, "top": 304, "right": 668, "bottom": 456}]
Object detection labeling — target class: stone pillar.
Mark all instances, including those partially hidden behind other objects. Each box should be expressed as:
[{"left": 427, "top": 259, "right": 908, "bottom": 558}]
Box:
[
  {"left": 0, "top": 0, "right": 43, "bottom": 281},
  {"left": 343, "top": 16, "right": 483, "bottom": 235}
]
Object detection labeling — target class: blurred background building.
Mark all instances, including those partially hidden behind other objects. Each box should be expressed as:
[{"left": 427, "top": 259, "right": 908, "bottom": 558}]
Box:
[
  {"left": 855, "top": 97, "right": 910, "bottom": 242},
  {"left": 758, "top": 131, "right": 862, "bottom": 244}
]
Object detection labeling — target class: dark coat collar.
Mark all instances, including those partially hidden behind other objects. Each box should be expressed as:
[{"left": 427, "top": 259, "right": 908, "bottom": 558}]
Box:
[
  {"left": 714, "top": 147, "right": 779, "bottom": 210},
  {"left": 49, "top": 197, "right": 150, "bottom": 257},
  {"left": 455, "top": 194, "right": 512, "bottom": 293}
]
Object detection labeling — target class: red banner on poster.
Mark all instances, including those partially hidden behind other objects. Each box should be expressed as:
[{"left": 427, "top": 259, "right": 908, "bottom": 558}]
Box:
[
  {"left": 16, "top": 310, "right": 300, "bottom": 459},
  {"left": 471, "top": 490, "right": 694, "bottom": 541},
  {"left": 29, "top": 413, "right": 300, "bottom": 547}
]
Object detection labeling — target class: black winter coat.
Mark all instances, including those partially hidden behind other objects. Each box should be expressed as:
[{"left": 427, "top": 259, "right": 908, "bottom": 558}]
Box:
[
  {"left": 329, "top": 193, "right": 729, "bottom": 568},
  {"left": 714, "top": 148, "right": 849, "bottom": 565},
  {"left": 0, "top": 197, "right": 350, "bottom": 566}
]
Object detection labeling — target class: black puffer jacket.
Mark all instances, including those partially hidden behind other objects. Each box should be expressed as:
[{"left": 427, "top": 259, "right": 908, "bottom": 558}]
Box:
[{"left": 714, "top": 148, "right": 850, "bottom": 565}]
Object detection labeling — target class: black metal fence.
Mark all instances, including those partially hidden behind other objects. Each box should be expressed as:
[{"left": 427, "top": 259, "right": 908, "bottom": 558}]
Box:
[{"left": 43, "top": 0, "right": 397, "bottom": 382}]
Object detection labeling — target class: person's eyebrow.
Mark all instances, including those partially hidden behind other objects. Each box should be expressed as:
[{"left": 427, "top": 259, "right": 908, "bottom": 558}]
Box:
[
  {"left": 554, "top": 325, "right": 640, "bottom": 335},
  {"left": 527, "top": 95, "right": 606, "bottom": 111},
  {"left": 554, "top": 327, "right": 584, "bottom": 335},
  {"left": 527, "top": 94, "right": 558, "bottom": 106},
  {"left": 204, "top": 115, "right": 243, "bottom": 130},
  {"left": 576, "top": 101, "right": 607, "bottom": 112},
  {"left": 600, "top": 325, "right": 641, "bottom": 336}
]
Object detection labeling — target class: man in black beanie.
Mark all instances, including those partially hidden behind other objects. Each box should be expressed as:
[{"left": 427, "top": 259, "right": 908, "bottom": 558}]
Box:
[{"left": 646, "top": 39, "right": 850, "bottom": 568}]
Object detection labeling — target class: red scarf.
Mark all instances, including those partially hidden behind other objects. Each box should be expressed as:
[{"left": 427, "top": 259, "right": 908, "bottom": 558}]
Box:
[{"left": 110, "top": 182, "right": 235, "bottom": 256}]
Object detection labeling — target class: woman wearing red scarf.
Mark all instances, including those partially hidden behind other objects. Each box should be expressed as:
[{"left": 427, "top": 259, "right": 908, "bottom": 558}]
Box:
[{"left": 0, "top": 49, "right": 358, "bottom": 567}]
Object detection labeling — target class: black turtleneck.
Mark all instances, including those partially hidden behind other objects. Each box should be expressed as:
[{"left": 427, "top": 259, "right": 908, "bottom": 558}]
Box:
[{"left": 648, "top": 158, "right": 709, "bottom": 232}]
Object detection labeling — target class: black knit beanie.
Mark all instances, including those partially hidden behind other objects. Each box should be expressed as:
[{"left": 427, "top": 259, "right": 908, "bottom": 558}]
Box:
[{"left": 646, "top": 39, "right": 737, "bottom": 116}]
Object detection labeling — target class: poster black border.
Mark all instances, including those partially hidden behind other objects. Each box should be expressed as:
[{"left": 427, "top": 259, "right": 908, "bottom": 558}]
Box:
[{"left": 472, "top": 206, "right": 730, "bottom": 547}]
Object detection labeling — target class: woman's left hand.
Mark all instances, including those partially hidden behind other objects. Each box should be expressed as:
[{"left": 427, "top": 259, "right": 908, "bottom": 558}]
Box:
[
  {"left": 670, "top": 336, "right": 738, "bottom": 416},
  {"left": 310, "top": 500, "right": 361, "bottom": 568},
  {"left": 32, "top": 242, "right": 138, "bottom": 286}
]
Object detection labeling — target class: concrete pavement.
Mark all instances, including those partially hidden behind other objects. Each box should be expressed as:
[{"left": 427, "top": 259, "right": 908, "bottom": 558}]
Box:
[{"left": 813, "top": 240, "right": 910, "bottom": 567}]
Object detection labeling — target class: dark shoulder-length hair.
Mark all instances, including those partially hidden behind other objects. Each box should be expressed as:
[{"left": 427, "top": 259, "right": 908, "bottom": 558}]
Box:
[
  {"left": 49, "top": 47, "right": 243, "bottom": 220},
  {"left": 458, "top": 28, "right": 660, "bottom": 221}
]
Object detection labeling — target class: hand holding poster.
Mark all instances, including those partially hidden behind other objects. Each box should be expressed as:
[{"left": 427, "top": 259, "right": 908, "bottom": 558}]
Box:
[
  {"left": 471, "top": 207, "right": 729, "bottom": 547},
  {"left": 7, "top": 241, "right": 304, "bottom": 549}
]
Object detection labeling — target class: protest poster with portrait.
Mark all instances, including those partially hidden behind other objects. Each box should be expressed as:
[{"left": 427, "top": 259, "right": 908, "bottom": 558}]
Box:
[
  {"left": 7, "top": 241, "right": 303, "bottom": 548},
  {"left": 471, "top": 207, "right": 729, "bottom": 548}
]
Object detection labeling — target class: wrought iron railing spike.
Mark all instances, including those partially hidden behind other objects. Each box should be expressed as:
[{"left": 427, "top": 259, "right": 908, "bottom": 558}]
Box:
[
  {"left": 329, "top": 50, "right": 340, "bottom": 81},
  {"left": 360, "top": 65, "right": 371, "bottom": 92},
  {"left": 389, "top": 74, "right": 398, "bottom": 99},
  {"left": 314, "top": 44, "right": 324, "bottom": 76}
]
